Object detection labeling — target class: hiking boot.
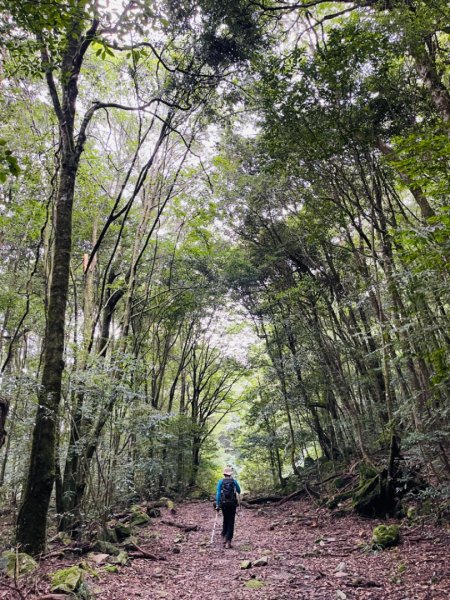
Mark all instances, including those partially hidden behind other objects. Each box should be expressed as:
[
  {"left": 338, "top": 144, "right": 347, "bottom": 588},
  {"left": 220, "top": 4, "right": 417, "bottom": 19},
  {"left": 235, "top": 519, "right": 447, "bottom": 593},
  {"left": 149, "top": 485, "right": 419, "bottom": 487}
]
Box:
[{"left": 225, "top": 541, "right": 232, "bottom": 549}]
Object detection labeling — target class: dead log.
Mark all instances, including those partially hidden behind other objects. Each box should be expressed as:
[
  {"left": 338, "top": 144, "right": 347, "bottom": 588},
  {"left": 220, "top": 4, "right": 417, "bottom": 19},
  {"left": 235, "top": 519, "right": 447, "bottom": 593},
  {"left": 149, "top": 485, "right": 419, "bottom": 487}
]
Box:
[
  {"left": 160, "top": 519, "right": 198, "bottom": 532},
  {"left": 241, "top": 494, "right": 283, "bottom": 505},
  {"left": 241, "top": 488, "right": 308, "bottom": 509},
  {"left": 275, "top": 488, "right": 307, "bottom": 506}
]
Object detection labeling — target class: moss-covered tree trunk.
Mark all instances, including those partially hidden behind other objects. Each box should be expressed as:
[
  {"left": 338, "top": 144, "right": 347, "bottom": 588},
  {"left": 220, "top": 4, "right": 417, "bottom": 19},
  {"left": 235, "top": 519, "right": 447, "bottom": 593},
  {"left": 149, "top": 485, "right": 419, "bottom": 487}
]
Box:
[
  {"left": 16, "top": 154, "right": 78, "bottom": 554},
  {"left": 15, "top": 9, "right": 98, "bottom": 554}
]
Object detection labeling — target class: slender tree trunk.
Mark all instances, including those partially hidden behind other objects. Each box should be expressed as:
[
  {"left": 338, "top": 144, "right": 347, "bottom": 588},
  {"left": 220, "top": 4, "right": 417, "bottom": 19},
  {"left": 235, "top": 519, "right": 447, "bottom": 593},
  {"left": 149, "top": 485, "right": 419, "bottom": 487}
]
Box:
[
  {"left": 376, "top": 140, "right": 435, "bottom": 219},
  {"left": 16, "top": 158, "right": 78, "bottom": 553},
  {"left": 176, "top": 374, "right": 186, "bottom": 495},
  {"left": 0, "top": 397, "right": 8, "bottom": 452}
]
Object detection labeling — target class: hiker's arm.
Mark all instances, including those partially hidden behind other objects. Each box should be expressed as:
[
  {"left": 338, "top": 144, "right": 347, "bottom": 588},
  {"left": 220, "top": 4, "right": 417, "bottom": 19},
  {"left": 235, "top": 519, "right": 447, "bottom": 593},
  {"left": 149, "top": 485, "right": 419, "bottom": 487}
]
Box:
[
  {"left": 215, "top": 479, "right": 222, "bottom": 509},
  {"left": 235, "top": 480, "right": 242, "bottom": 508}
]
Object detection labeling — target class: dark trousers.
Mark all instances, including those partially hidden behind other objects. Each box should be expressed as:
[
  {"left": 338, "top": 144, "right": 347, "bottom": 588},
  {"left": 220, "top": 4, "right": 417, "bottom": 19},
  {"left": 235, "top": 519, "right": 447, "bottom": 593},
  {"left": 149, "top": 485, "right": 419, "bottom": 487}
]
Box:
[{"left": 221, "top": 504, "right": 236, "bottom": 541}]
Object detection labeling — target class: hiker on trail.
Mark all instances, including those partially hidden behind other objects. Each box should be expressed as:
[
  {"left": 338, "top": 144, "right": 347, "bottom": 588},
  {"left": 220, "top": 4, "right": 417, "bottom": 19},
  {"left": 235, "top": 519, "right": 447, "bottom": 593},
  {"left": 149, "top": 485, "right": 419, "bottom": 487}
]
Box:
[{"left": 215, "top": 466, "right": 241, "bottom": 549}]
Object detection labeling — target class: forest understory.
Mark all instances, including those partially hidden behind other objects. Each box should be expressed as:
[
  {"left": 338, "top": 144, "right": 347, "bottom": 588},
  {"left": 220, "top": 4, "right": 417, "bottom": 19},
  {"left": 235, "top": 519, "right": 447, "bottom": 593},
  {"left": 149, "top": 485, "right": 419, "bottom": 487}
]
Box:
[
  {"left": 1, "top": 0, "right": 450, "bottom": 595},
  {"left": 1, "top": 498, "right": 449, "bottom": 600}
]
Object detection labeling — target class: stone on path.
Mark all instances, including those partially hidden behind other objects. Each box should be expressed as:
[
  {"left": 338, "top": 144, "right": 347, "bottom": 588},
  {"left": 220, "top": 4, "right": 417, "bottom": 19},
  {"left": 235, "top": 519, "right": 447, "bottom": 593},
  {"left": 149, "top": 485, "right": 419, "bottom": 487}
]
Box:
[
  {"left": 90, "top": 553, "right": 109, "bottom": 565},
  {"left": 245, "top": 579, "right": 265, "bottom": 589}
]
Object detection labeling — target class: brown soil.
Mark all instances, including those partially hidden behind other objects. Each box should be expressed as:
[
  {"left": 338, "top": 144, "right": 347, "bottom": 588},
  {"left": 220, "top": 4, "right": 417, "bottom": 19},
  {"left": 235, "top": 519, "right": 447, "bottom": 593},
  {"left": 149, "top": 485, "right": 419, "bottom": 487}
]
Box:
[{"left": 1, "top": 499, "right": 450, "bottom": 599}]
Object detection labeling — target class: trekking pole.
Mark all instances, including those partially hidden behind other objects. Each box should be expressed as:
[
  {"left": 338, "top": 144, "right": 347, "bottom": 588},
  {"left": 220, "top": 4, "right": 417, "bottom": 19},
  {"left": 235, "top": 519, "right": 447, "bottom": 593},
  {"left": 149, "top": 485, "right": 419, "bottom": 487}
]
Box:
[{"left": 210, "top": 510, "right": 219, "bottom": 545}]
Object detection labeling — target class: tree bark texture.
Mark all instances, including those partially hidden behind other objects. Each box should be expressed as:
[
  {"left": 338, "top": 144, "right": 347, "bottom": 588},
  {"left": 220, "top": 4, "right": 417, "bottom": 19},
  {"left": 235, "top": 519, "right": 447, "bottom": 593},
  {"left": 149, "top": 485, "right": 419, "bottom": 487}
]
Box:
[
  {"left": 16, "top": 9, "right": 98, "bottom": 554},
  {"left": 0, "top": 397, "right": 8, "bottom": 450},
  {"left": 16, "top": 158, "right": 77, "bottom": 553}
]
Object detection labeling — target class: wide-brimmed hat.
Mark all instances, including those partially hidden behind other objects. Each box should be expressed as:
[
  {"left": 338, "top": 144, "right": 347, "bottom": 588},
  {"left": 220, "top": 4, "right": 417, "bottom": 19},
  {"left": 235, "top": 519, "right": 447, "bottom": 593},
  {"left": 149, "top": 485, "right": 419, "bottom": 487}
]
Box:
[{"left": 223, "top": 467, "right": 233, "bottom": 476}]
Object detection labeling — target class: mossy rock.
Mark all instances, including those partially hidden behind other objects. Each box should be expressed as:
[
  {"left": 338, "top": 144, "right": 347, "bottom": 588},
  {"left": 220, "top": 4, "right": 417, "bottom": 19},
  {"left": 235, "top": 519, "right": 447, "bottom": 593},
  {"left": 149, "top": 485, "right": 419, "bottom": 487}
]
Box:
[
  {"left": 104, "top": 565, "right": 118, "bottom": 573},
  {"left": 353, "top": 469, "right": 396, "bottom": 517},
  {"left": 124, "top": 535, "right": 139, "bottom": 550},
  {"left": 51, "top": 565, "right": 84, "bottom": 593},
  {"left": 406, "top": 506, "right": 417, "bottom": 520},
  {"left": 110, "top": 551, "right": 129, "bottom": 566},
  {"left": 245, "top": 579, "right": 265, "bottom": 589},
  {"left": 56, "top": 531, "right": 73, "bottom": 545},
  {"left": 0, "top": 551, "right": 37, "bottom": 578},
  {"left": 98, "top": 527, "right": 119, "bottom": 544},
  {"left": 130, "top": 511, "right": 150, "bottom": 526},
  {"left": 94, "top": 540, "right": 120, "bottom": 556},
  {"left": 114, "top": 524, "right": 132, "bottom": 541},
  {"left": 372, "top": 524, "right": 400, "bottom": 549}
]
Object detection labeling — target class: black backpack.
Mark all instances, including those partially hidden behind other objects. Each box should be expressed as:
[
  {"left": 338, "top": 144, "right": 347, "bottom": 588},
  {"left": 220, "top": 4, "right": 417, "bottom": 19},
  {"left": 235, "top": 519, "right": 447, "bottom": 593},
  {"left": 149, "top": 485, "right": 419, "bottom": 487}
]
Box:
[{"left": 220, "top": 478, "right": 237, "bottom": 507}]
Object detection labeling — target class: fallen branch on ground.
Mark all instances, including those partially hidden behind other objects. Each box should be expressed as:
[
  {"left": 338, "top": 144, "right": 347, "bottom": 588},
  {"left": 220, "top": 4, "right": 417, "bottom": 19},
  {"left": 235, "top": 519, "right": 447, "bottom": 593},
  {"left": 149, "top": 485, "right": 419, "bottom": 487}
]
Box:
[
  {"left": 43, "top": 541, "right": 93, "bottom": 558},
  {"left": 346, "top": 579, "right": 382, "bottom": 588},
  {"left": 160, "top": 519, "right": 198, "bottom": 532},
  {"left": 34, "top": 595, "right": 69, "bottom": 600},
  {"left": 127, "top": 543, "right": 165, "bottom": 561}
]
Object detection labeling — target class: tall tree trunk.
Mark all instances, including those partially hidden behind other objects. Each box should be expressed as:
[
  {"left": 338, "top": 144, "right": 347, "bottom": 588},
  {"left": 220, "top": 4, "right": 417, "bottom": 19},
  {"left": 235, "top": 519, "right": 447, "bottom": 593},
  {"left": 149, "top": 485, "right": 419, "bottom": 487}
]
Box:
[
  {"left": 16, "top": 11, "right": 99, "bottom": 554},
  {"left": 16, "top": 157, "right": 78, "bottom": 553}
]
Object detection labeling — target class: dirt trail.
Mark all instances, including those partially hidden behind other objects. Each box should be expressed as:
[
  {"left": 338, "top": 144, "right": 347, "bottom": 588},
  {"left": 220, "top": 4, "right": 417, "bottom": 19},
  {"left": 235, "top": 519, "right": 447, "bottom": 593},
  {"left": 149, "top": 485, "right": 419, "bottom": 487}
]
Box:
[{"left": 91, "top": 499, "right": 450, "bottom": 600}]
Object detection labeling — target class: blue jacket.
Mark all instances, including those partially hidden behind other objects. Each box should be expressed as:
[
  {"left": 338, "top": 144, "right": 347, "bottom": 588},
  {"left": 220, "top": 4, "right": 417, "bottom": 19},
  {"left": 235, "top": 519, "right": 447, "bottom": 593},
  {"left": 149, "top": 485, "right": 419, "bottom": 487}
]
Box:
[{"left": 216, "top": 477, "right": 241, "bottom": 507}]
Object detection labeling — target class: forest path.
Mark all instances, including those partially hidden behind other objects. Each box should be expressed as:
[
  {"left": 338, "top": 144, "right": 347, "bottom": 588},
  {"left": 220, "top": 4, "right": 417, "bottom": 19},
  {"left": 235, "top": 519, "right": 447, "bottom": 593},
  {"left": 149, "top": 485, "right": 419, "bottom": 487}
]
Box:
[{"left": 94, "top": 499, "right": 450, "bottom": 600}]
